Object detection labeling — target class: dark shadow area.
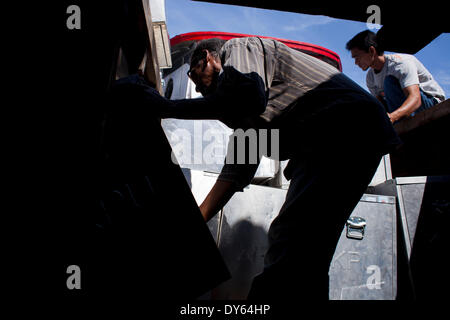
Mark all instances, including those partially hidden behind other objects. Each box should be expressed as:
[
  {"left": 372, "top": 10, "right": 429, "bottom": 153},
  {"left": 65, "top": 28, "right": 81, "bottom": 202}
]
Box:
[
  {"left": 22, "top": 1, "right": 230, "bottom": 307},
  {"left": 391, "top": 100, "right": 450, "bottom": 177},
  {"left": 395, "top": 204, "right": 417, "bottom": 300},
  {"left": 409, "top": 176, "right": 450, "bottom": 300},
  {"left": 73, "top": 76, "right": 230, "bottom": 301},
  {"left": 212, "top": 216, "right": 268, "bottom": 300}
]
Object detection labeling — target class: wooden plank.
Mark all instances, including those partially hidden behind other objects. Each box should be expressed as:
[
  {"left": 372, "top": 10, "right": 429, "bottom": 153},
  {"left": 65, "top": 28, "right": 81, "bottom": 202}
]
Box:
[
  {"left": 153, "top": 22, "right": 172, "bottom": 69},
  {"left": 394, "top": 99, "right": 450, "bottom": 136},
  {"left": 141, "top": 0, "right": 163, "bottom": 94},
  {"left": 390, "top": 99, "right": 450, "bottom": 177}
]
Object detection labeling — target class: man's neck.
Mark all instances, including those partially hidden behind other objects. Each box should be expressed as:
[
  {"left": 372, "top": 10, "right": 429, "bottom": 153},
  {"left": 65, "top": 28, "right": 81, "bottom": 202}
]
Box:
[{"left": 372, "top": 54, "right": 386, "bottom": 74}]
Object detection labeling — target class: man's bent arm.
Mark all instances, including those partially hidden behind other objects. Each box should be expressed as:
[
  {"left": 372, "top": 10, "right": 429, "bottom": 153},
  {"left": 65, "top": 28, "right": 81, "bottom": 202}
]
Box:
[
  {"left": 199, "top": 179, "right": 236, "bottom": 222},
  {"left": 388, "top": 84, "right": 421, "bottom": 123}
]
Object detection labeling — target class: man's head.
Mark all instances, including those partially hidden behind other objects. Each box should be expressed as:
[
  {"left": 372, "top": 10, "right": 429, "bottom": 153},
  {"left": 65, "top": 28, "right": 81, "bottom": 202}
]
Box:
[
  {"left": 188, "top": 38, "right": 226, "bottom": 96},
  {"left": 346, "top": 30, "right": 384, "bottom": 71}
]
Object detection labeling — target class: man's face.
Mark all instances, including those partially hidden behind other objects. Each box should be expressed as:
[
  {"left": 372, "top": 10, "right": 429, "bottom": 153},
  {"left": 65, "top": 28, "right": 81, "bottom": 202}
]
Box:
[
  {"left": 350, "top": 47, "right": 375, "bottom": 71},
  {"left": 188, "top": 51, "right": 220, "bottom": 96}
]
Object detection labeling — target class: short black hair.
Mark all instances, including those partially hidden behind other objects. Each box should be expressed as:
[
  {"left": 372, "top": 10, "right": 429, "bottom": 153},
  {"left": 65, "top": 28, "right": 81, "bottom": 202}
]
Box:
[
  {"left": 346, "top": 30, "right": 384, "bottom": 55},
  {"left": 190, "top": 38, "right": 226, "bottom": 68}
]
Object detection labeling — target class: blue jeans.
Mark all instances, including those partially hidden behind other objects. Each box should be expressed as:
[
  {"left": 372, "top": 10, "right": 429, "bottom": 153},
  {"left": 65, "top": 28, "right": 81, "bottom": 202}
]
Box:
[{"left": 384, "top": 75, "right": 438, "bottom": 116}]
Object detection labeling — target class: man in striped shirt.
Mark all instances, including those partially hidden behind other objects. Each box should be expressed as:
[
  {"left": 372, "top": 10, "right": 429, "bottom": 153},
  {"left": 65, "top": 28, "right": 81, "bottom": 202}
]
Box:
[{"left": 121, "top": 37, "right": 400, "bottom": 301}]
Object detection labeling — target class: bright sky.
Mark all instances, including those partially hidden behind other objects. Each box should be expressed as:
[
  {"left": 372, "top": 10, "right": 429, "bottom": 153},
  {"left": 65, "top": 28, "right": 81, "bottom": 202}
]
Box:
[{"left": 164, "top": 0, "right": 450, "bottom": 97}]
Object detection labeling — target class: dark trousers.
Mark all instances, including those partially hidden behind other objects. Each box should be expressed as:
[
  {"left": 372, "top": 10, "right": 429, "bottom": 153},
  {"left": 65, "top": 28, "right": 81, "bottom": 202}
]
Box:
[
  {"left": 384, "top": 75, "right": 438, "bottom": 115},
  {"left": 247, "top": 149, "right": 382, "bottom": 301}
]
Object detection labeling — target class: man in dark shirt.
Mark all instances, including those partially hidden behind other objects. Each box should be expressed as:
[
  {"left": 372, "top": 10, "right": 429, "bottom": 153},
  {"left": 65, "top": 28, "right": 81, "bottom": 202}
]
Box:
[{"left": 115, "top": 37, "right": 400, "bottom": 301}]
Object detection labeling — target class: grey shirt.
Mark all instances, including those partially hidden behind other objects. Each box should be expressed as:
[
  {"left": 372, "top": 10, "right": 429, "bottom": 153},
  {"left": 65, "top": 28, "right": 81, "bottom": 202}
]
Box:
[{"left": 366, "top": 53, "right": 446, "bottom": 103}]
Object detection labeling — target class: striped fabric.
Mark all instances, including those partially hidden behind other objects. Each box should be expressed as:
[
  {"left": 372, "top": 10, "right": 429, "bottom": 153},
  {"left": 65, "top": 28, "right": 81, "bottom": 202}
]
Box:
[
  {"left": 220, "top": 37, "right": 341, "bottom": 122},
  {"left": 215, "top": 37, "right": 399, "bottom": 191}
]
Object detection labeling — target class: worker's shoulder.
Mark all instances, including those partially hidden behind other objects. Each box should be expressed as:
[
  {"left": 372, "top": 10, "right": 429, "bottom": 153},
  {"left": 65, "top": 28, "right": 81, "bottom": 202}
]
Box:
[
  {"left": 386, "top": 53, "right": 417, "bottom": 66},
  {"left": 222, "top": 37, "right": 271, "bottom": 54},
  {"left": 224, "top": 37, "right": 261, "bottom": 46}
]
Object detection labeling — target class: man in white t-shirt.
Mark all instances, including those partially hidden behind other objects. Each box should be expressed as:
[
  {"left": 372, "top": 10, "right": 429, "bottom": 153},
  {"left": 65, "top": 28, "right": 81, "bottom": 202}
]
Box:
[{"left": 346, "top": 30, "right": 446, "bottom": 123}]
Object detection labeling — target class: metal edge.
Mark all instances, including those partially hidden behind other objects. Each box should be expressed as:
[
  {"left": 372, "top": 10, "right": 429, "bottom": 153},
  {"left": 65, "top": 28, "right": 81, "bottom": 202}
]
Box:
[
  {"left": 395, "top": 176, "right": 427, "bottom": 185},
  {"left": 392, "top": 193, "right": 397, "bottom": 299},
  {"left": 395, "top": 184, "right": 412, "bottom": 259},
  {"left": 384, "top": 154, "right": 393, "bottom": 181},
  {"left": 360, "top": 194, "right": 396, "bottom": 204},
  {"left": 216, "top": 208, "right": 224, "bottom": 247}
]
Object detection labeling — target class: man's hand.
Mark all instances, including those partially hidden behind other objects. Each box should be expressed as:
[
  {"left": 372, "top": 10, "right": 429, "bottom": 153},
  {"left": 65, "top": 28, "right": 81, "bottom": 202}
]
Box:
[
  {"left": 387, "top": 112, "right": 397, "bottom": 123},
  {"left": 388, "top": 84, "right": 421, "bottom": 123},
  {"left": 199, "top": 203, "right": 212, "bottom": 222}
]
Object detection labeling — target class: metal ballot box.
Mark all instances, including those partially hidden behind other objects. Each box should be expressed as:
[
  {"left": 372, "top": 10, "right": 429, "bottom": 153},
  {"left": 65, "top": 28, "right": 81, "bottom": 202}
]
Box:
[
  {"left": 188, "top": 170, "right": 398, "bottom": 300},
  {"left": 329, "top": 194, "right": 397, "bottom": 300},
  {"left": 368, "top": 175, "right": 450, "bottom": 300},
  {"left": 213, "top": 182, "right": 288, "bottom": 300}
]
